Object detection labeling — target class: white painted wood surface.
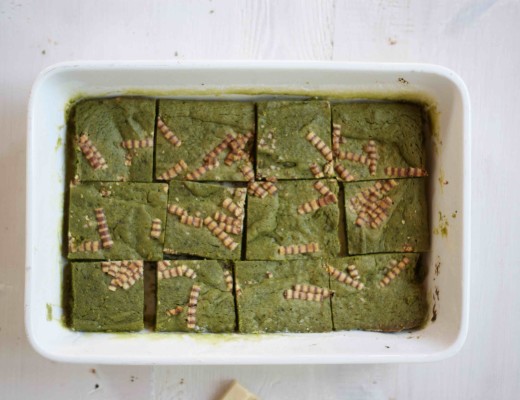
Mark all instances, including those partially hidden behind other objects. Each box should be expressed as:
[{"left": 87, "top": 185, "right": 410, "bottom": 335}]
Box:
[{"left": 1, "top": 0, "right": 519, "bottom": 398}]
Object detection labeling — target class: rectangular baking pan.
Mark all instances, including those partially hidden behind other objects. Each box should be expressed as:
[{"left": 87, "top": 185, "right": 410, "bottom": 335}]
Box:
[{"left": 25, "top": 61, "right": 470, "bottom": 364}]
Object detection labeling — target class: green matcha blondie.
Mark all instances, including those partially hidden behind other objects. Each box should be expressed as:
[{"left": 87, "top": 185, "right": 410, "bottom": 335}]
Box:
[
  {"left": 332, "top": 102, "right": 427, "bottom": 182},
  {"left": 71, "top": 261, "right": 144, "bottom": 332},
  {"left": 344, "top": 178, "right": 429, "bottom": 254},
  {"left": 328, "top": 254, "right": 427, "bottom": 331},
  {"left": 256, "top": 101, "right": 332, "bottom": 180},
  {"left": 235, "top": 259, "right": 333, "bottom": 333},
  {"left": 246, "top": 179, "right": 340, "bottom": 260},
  {"left": 73, "top": 97, "right": 156, "bottom": 182},
  {"left": 155, "top": 100, "right": 255, "bottom": 181},
  {"left": 164, "top": 181, "right": 245, "bottom": 259},
  {"left": 155, "top": 260, "right": 235, "bottom": 332},
  {"left": 68, "top": 182, "right": 168, "bottom": 260}
]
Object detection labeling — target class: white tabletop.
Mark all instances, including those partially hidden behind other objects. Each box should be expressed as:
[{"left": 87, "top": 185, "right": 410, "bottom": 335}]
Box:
[{"left": 1, "top": 0, "right": 519, "bottom": 398}]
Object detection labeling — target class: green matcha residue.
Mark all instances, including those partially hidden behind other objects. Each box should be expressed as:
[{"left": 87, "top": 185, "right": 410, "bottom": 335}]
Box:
[
  {"left": 438, "top": 168, "right": 448, "bottom": 193},
  {"left": 46, "top": 303, "right": 53, "bottom": 321},
  {"left": 55, "top": 137, "right": 63, "bottom": 152},
  {"left": 427, "top": 104, "right": 442, "bottom": 155},
  {"left": 433, "top": 211, "right": 449, "bottom": 237}
]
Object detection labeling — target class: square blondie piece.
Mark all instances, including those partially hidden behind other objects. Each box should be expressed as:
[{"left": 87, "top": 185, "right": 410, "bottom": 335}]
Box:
[
  {"left": 256, "top": 101, "right": 332, "bottom": 180},
  {"left": 344, "top": 178, "right": 429, "bottom": 254},
  {"left": 235, "top": 259, "right": 332, "bottom": 333},
  {"left": 71, "top": 261, "right": 144, "bottom": 332},
  {"left": 164, "top": 181, "right": 245, "bottom": 259},
  {"left": 155, "top": 260, "right": 235, "bottom": 332},
  {"left": 246, "top": 179, "right": 340, "bottom": 260},
  {"left": 68, "top": 182, "right": 168, "bottom": 260},
  {"left": 73, "top": 97, "right": 156, "bottom": 182},
  {"left": 155, "top": 100, "right": 255, "bottom": 181},
  {"left": 332, "top": 102, "right": 427, "bottom": 182},
  {"left": 328, "top": 254, "right": 427, "bottom": 331}
]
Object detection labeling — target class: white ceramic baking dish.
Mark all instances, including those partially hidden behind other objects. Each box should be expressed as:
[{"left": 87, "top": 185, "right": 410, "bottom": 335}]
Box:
[{"left": 25, "top": 61, "right": 470, "bottom": 364}]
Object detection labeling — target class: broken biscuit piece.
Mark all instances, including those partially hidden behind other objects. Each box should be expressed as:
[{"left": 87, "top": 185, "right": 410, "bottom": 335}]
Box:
[
  {"left": 385, "top": 167, "right": 428, "bottom": 177},
  {"left": 332, "top": 123, "right": 341, "bottom": 155},
  {"left": 379, "top": 256, "right": 410, "bottom": 287},
  {"left": 70, "top": 239, "right": 102, "bottom": 253},
  {"left": 214, "top": 211, "right": 242, "bottom": 229},
  {"left": 203, "top": 133, "right": 234, "bottom": 163},
  {"left": 262, "top": 181, "right": 278, "bottom": 195},
  {"left": 186, "top": 160, "right": 219, "bottom": 180},
  {"left": 313, "top": 180, "right": 333, "bottom": 196},
  {"left": 121, "top": 138, "right": 154, "bottom": 149},
  {"left": 284, "top": 289, "right": 324, "bottom": 302},
  {"left": 166, "top": 306, "right": 183, "bottom": 316},
  {"left": 297, "top": 193, "right": 337, "bottom": 215},
  {"left": 95, "top": 207, "right": 113, "bottom": 249},
  {"left": 150, "top": 218, "right": 162, "bottom": 239},
  {"left": 158, "top": 160, "right": 188, "bottom": 181},
  {"left": 335, "top": 164, "right": 355, "bottom": 182},
  {"left": 248, "top": 181, "right": 268, "bottom": 198},
  {"left": 309, "top": 163, "right": 325, "bottom": 178},
  {"left": 180, "top": 214, "right": 203, "bottom": 228},
  {"left": 79, "top": 134, "right": 108, "bottom": 170},
  {"left": 204, "top": 216, "right": 239, "bottom": 250},
  {"left": 306, "top": 131, "right": 334, "bottom": 162},
  {"left": 278, "top": 242, "right": 320, "bottom": 255},
  {"left": 157, "top": 116, "right": 182, "bottom": 147},
  {"left": 222, "top": 197, "right": 244, "bottom": 218},
  {"left": 186, "top": 285, "right": 201, "bottom": 329},
  {"left": 293, "top": 283, "right": 333, "bottom": 298},
  {"left": 167, "top": 204, "right": 187, "bottom": 216},
  {"left": 325, "top": 264, "right": 364, "bottom": 290}
]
